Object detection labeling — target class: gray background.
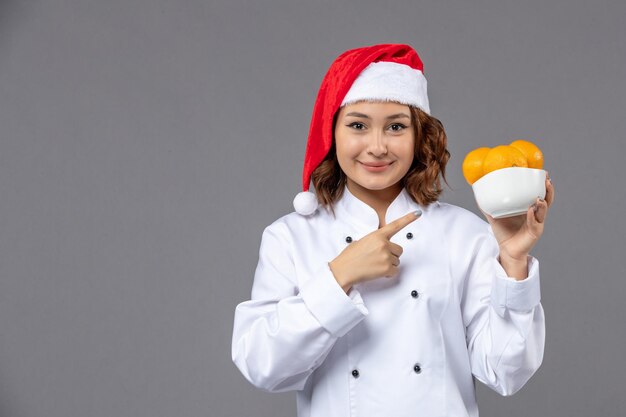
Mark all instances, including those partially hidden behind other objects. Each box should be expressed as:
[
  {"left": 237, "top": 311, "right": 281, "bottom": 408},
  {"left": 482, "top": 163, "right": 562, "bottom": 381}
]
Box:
[{"left": 0, "top": 0, "right": 624, "bottom": 416}]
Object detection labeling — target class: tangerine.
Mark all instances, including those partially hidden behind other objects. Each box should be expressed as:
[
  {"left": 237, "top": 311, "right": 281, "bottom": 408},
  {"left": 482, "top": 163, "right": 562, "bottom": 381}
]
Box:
[
  {"left": 509, "top": 139, "right": 544, "bottom": 169},
  {"left": 482, "top": 145, "right": 528, "bottom": 175},
  {"left": 462, "top": 147, "right": 491, "bottom": 185}
]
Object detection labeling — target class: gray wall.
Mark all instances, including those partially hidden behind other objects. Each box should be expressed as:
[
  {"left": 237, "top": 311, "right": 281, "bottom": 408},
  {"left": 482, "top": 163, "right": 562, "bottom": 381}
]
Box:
[{"left": 1, "top": 0, "right": 624, "bottom": 416}]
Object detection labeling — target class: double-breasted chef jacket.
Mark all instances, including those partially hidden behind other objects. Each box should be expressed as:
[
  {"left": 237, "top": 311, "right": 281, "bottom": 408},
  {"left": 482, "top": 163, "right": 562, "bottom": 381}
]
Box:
[{"left": 232, "top": 184, "right": 545, "bottom": 417}]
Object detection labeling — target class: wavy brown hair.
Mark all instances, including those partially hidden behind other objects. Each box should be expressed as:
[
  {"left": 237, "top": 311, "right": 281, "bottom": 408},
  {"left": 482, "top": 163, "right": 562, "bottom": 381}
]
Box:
[{"left": 311, "top": 105, "right": 450, "bottom": 217}]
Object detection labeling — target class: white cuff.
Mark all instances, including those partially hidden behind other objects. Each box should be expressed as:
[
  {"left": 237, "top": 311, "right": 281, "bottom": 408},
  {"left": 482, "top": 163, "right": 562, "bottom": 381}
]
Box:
[
  {"left": 299, "top": 263, "right": 369, "bottom": 337},
  {"left": 491, "top": 256, "right": 541, "bottom": 315}
]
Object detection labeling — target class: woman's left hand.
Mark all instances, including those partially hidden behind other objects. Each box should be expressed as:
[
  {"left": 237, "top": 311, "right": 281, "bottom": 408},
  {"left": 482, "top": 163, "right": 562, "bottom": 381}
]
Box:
[{"left": 482, "top": 173, "right": 555, "bottom": 261}]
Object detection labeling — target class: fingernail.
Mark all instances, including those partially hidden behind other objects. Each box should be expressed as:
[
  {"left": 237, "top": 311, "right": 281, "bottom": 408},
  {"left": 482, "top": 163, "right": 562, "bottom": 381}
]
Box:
[
  {"left": 533, "top": 204, "right": 538, "bottom": 212},
  {"left": 413, "top": 209, "right": 422, "bottom": 217}
]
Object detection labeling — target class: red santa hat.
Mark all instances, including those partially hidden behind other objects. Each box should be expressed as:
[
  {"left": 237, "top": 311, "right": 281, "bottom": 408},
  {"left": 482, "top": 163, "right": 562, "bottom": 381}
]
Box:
[{"left": 293, "top": 43, "right": 430, "bottom": 216}]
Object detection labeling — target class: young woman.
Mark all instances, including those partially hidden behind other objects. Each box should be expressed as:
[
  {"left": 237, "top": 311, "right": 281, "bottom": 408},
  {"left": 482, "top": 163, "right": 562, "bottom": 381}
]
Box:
[{"left": 231, "top": 43, "right": 554, "bottom": 417}]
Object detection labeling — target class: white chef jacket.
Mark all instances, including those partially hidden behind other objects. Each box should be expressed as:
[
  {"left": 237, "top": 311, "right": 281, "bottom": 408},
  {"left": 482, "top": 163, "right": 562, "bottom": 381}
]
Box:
[{"left": 232, "top": 184, "right": 545, "bottom": 417}]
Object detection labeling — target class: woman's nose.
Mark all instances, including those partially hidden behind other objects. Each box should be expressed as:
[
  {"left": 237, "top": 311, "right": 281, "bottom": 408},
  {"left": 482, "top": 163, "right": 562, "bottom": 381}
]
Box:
[{"left": 366, "top": 131, "right": 388, "bottom": 156}]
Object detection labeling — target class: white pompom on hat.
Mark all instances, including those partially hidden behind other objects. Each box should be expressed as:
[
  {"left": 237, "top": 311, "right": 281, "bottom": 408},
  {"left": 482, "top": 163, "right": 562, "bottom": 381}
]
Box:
[
  {"left": 293, "top": 44, "right": 430, "bottom": 216},
  {"left": 293, "top": 190, "right": 319, "bottom": 216}
]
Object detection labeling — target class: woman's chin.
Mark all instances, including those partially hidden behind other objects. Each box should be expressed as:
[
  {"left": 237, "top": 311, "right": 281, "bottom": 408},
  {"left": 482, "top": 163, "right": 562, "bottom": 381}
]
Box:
[{"left": 351, "top": 178, "right": 402, "bottom": 192}]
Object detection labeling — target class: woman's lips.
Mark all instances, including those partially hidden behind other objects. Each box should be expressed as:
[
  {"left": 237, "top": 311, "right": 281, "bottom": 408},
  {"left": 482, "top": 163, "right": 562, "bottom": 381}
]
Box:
[{"left": 360, "top": 161, "right": 394, "bottom": 172}]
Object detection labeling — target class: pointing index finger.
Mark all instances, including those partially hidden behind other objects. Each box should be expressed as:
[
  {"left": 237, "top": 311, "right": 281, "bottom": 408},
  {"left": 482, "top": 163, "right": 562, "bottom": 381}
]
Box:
[{"left": 379, "top": 210, "right": 422, "bottom": 239}]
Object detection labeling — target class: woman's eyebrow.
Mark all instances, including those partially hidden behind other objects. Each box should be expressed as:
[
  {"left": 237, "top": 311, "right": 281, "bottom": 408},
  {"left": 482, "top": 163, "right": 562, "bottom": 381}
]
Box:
[{"left": 345, "top": 112, "right": 410, "bottom": 120}]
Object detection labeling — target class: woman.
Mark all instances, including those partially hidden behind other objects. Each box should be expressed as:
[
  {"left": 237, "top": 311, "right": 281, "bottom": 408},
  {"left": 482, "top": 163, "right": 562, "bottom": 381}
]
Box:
[{"left": 231, "top": 43, "right": 554, "bottom": 417}]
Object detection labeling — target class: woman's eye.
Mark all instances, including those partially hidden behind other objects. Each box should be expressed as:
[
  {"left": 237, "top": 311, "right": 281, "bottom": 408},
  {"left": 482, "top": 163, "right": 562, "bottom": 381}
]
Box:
[
  {"left": 347, "top": 122, "right": 365, "bottom": 130},
  {"left": 389, "top": 123, "right": 407, "bottom": 132}
]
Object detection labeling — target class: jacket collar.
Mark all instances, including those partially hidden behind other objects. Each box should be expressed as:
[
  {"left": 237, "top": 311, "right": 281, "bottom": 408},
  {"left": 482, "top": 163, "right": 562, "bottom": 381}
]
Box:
[{"left": 332, "top": 184, "right": 428, "bottom": 231}]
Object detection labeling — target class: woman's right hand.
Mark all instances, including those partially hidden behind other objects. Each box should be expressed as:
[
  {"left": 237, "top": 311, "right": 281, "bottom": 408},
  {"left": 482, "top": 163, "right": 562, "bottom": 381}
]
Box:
[{"left": 328, "top": 211, "right": 421, "bottom": 293}]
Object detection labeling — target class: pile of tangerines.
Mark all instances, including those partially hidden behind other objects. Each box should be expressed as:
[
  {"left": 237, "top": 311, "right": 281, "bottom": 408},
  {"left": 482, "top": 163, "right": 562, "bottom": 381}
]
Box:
[{"left": 462, "top": 140, "right": 544, "bottom": 185}]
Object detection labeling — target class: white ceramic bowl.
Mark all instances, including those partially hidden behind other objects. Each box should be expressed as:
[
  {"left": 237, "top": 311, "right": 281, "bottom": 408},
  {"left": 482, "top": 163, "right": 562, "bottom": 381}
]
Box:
[{"left": 472, "top": 167, "right": 547, "bottom": 218}]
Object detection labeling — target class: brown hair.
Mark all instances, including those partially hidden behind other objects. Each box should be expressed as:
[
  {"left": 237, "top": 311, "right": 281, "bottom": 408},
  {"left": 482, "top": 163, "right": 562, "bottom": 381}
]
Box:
[{"left": 310, "top": 105, "right": 450, "bottom": 217}]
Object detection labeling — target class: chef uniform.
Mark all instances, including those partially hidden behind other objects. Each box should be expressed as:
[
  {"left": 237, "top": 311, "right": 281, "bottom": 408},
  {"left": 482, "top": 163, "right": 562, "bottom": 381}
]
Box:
[{"left": 231, "top": 44, "right": 545, "bottom": 417}]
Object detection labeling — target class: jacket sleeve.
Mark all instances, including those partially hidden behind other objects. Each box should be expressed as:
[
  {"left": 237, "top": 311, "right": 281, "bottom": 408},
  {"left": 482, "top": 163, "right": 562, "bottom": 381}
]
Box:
[
  {"left": 231, "top": 221, "right": 369, "bottom": 393},
  {"left": 459, "top": 225, "right": 545, "bottom": 396}
]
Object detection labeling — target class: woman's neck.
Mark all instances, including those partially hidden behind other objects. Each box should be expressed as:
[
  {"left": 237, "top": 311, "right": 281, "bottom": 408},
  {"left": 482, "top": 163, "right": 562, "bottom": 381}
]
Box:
[{"left": 346, "top": 180, "right": 403, "bottom": 228}]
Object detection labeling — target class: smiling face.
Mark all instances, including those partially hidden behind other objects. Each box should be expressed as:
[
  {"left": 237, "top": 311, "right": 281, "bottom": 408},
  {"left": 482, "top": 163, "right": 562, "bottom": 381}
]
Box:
[{"left": 334, "top": 101, "right": 415, "bottom": 202}]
